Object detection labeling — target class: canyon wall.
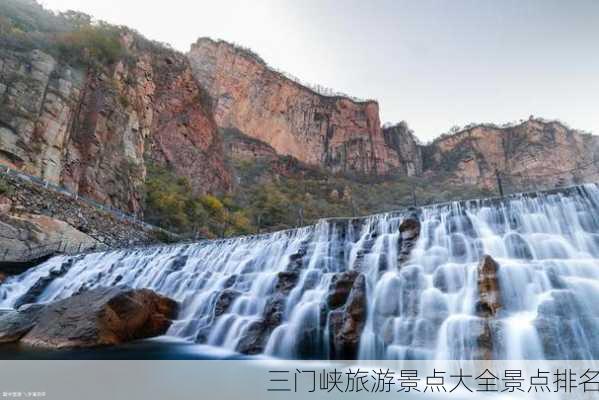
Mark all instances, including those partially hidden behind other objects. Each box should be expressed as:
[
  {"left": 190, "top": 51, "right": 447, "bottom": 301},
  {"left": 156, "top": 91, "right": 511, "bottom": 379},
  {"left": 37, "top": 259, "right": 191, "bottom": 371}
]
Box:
[
  {"left": 188, "top": 38, "right": 411, "bottom": 176},
  {"left": 0, "top": 34, "right": 231, "bottom": 215},
  {"left": 1, "top": 0, "right": 598, "bottom": 224},
  {"left": 422, "top": 119, "right": 599, "bottom": 190}
]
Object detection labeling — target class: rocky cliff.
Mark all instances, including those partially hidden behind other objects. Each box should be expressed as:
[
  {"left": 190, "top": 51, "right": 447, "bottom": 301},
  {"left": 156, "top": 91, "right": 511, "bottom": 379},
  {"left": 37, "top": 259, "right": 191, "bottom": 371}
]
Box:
[
  {"left": 188, "top": 38, "right": 408, "bottom": 176},
  {"left": 1, "top": 1, "right": 598, "bottom": 237},
  {"left": 188, "top": 38, "right": 599, "bottom": 191},
  {"left": 0, "top": 32, "right": 231, "bottom": 216},
  {"left": 422, "top": 119, "right": 599, "bottom": 190}
]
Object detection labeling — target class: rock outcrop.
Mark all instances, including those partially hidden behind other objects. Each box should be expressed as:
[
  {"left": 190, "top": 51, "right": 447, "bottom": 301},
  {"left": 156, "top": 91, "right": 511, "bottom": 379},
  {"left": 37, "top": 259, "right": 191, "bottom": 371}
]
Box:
[
  {"left": 0, "top": 35, "right": 231, "bottom": 216},
  {"left": 188, "top": 38, "right": 406, "bottom": 176},
  {"left": 327, "top": 272, "right": 367, "bottom": 359},
  {"left": 398, "top": 217, "right": 421, "bottom": 265},
  {"left": 2, "top": 0, "right": 598, "bottom": 225},
  {"left": 474, "top": 255, "right": 502, "bottom": 359},
  {"left": 422, "top": 119, "right": 599, "bottom": 190},
  {"left": 0, "top": 286, "right": 178, "bottom": 348},
  {"left": 0, "top": 173, "right": 168, "bottom": 250},
  {"left": 383, "top": 122, "right": 423, "bottom": 176},
  {"left": 235, "top": 270, "right": 299, "bottom": 354}
]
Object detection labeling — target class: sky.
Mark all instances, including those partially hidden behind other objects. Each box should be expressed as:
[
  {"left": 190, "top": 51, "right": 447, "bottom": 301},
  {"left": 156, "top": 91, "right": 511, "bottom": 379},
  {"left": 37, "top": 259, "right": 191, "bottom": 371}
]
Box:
[{"left": 40, "top": 0, "right": 599, "bottom": 141}]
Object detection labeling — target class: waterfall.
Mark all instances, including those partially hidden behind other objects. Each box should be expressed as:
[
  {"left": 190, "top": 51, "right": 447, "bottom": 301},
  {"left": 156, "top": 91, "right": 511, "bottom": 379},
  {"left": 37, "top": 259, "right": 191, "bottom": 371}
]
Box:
[{"left": 1, "top": 184, "right": 599, "bottom": 360}]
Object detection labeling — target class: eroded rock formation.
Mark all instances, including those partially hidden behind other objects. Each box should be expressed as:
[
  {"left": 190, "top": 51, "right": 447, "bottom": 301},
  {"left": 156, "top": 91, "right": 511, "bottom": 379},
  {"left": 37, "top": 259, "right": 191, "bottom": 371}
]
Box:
[
  {"left": 0, "top": 34, "right": 231, "bottom": 215},
  {"left": 188, "top": 38, "right": 408, "bottom": 176},
  {"left": 422, "top": 119, "right": 599, "bottom": 190},
  {"left": 474, "top": 255, "right": 502, "bottom": 359},
  {"left": 328, "top": 272, "right": 367, "bottom": 359},
  {"left": 2, "top": 9, "right": 598, "bottom": 223},
  {"left": 0, "top": 286, "right": 178, "bottom": 348},
  {"left": 398, "top": 216, "right": 421, "bottom": 265}
]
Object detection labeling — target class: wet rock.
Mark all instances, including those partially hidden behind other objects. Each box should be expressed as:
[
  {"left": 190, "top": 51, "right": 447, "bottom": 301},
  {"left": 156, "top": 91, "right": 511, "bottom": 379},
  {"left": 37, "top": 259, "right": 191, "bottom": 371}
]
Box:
[
  {"left": 448, "top": 234, "right": 468, "bottom": 261},
  {"left": 504, "top": 233, "right": 533, "bottom": 260},
  {"left": 328, "top": 274, "right": 367, "bottom": 359},
  {"left": 0, "top": 304, "right": 44, "bottom": 343},
  {"left": 476, "top": 255, "right": 501, "bottom": 317},
  {"left": 400, "top": 218, "right": 420, "bottom": 240},
  {"left": 274, "top": 271, "right": 299, "bottom": 294},
  {"left": 223, "top": 274, "right": 238, "bottom": 288},
  {"left": 432, "top": 264, "right": 465, "bottom": 293},
  {"left": 398, "top": 218, "right": 421, "bottom": 265},
  {"left": 13, "top": 258, "right": 75, "bottom": 308},
  {"left": 326, "top": 270, "right": 359, "bottom": 309},
  {"left": 168, "top": 256, "right": 188, "bottom": 272},
  {"left": 474, "top": 255, "right": 502, "bottom": 359},
  {"left": 447, "top": 214, "right": 475, "bottom": 237},
  {"left": 353, "top": 237, "right": 376, "bottom": 272},
  {"left": 234, "top": 271, "right": 301, "bottom": 355},
  {"left": 235, "top": 319, "right": 268, "bottom": 355},
  {"left": 214, "top": 289, "right": 241, "bottom": 317},
  {"left": 20, "top": 286, "right": 177, "bottom": 348}
]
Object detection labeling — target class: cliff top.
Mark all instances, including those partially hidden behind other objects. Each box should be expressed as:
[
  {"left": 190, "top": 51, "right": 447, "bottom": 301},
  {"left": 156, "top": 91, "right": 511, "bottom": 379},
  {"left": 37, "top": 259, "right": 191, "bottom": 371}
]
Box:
[
  {"left": 427, "top": 117, "right": 594, "bottom": 146},
  {"left": 192, "top": 37, "right": 378, "bottom": 106}
]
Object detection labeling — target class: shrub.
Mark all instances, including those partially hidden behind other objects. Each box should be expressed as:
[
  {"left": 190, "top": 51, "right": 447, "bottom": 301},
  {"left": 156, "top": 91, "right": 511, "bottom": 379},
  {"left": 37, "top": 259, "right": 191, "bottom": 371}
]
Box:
[
  {"left": 54, "top": 25, "right": 125, "bottom": 66},
  {"left": 144, "top": 164, "right": 256, "bottom": 238}
]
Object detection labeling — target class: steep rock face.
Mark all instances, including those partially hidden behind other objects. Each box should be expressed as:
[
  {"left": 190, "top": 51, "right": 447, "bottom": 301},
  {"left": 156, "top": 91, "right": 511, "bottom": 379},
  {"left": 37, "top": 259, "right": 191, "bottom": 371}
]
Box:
[
  {"left": 188, "top": 38, "right": 403, "bottom": 175},
  {"left": 383, "top": 123, "right": 423, "bottom": 176},
  {"left": 423, "top": 119, "right": 599, "bottom": 190},
  {"left": 0, "top": 36, "right": 231, "bottom": 215}
]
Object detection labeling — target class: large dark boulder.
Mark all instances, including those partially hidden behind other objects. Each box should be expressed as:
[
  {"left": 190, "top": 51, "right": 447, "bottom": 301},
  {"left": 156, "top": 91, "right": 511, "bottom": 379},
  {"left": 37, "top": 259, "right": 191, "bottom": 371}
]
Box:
[
  {"left": 214, "top": 289, "right": 241, "bottom": 318},
  {"left": 326, "top": 270, "right": 359, "bottom": 309},
  {"left": 474, "top": 255, "right": 502, "bottom": 359},
  {"left": 328, "top": 274, "right": 367, "bottom": 359},
  {"left": 398, "top": 217, "right": 421, "bottom": 265},
  {"left": 5, "top": 286, "right": 179, "bottom": 349},
  {"left": 0, "top": 304, "right": 45, "bottom": 343},
  {"left": 476, "top": 255, "right": 501, "bottom": 317},
  {"left": 234, "top": 270, "right": 300, "bottom": 354}
]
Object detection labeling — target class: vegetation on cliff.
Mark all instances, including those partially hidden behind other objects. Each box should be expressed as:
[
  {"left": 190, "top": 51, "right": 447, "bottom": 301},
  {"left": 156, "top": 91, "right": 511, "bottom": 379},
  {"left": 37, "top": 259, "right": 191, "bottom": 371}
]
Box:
[
  {"left": 0, "top": 0, "right": 125, "bottom": 67},
  {"left": 144, "top": 165, "right": 251, "bottom": 238},
  {"left": 2, "top": 0, "right": 595, "bottom": 242}
]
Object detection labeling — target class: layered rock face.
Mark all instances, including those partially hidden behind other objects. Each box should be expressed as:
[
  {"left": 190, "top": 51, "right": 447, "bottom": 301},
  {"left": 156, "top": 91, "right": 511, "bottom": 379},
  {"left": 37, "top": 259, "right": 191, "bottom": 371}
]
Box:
[
  {"left": 383, "top": 122, "right": 423, "bottom": 176},
  {"left": 423, "top": 119, "right": 599, "bottom": 190},
  {"left": 0, "top": 36, "right": 231, "bottom": 215},
  {"left": 2, "top": 21, "right": 598, "bottom": 223},
  {"left": 188, "top": 38, "right": 405, "bottom": 175}
]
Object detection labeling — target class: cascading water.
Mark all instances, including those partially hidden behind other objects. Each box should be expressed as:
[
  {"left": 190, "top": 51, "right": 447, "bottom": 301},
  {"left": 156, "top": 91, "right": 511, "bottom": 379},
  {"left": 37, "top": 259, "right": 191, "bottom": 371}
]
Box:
[{"left": 1, "top": 184, "right": 599, "bottom": 360}]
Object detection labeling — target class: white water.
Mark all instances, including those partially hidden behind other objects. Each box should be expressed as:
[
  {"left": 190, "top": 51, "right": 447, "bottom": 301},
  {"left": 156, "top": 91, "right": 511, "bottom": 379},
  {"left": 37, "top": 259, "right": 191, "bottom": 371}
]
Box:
[{"left": 1, "top": 184, "right": 599, "bottom": 360}]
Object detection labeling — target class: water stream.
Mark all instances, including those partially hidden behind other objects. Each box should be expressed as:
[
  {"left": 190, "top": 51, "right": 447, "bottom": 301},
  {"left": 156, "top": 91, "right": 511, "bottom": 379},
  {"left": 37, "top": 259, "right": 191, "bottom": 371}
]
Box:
[{"left": 2, "top": 184, "right": 599, "bottom": 360}]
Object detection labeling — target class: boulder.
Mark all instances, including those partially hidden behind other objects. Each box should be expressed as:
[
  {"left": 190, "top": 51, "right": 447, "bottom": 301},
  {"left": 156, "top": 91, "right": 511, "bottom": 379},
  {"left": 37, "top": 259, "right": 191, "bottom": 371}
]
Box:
[
  {"left": 16, "top": 286, "right": 177, "bottom": 348},
  {"left": 0, "top": 304, "right": 45, "bottom": 343},
  {"left": 328, "top": 274, "right": 367, "bottom": 359},
  {"left": 399, "top": 217, "right": 420, "bottom": 240},
  {"left": 398, "top": 217, "right": 421, "bottom": 265},
  {"left": 233, "top": 271, "right": 300, "bottom": 354},
  {"left": 214, "top": 289, "right": 240, "bottom": 317},
  {"left": 476, "top": 255, "right": 501, "bottom": 317},
  {"left": 474, "top": 255, "right": 502, "bottom": 359},
  {"left": 13, "top": 258, "right": 75, "bottom": 308},
  {"left": 235, "top": 319, "right": 268, "bottom": 355},
  {"left": 326, "top": 270, "right": 359, "bottom": 309}
]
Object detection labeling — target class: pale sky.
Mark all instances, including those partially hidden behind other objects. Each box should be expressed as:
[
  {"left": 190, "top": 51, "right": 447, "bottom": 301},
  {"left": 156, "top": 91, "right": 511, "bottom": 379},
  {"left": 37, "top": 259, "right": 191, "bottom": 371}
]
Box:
[{"left": 39, "top": 0, "right": 599, "bottom": 141}]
